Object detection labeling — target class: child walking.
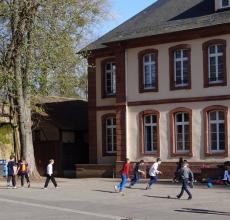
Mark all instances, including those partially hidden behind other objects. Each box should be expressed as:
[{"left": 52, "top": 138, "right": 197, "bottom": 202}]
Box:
[
  {"left": 17, "top": 158, "right": 30, "bottom": 188},
  {"left": 128, "top": 160, "right": 145, "bottom": 188},
  {"left": 176, "top": 161, "right": 194, "bottom": 200},
  {"left": 7, "top": 155, "right": 17, "bottom": 188},
  {"left": 146, "top": 158, "right": 162, "bottom": 190},
  {"left": 44, "top": 159, "right": 58, "bottom": 189},
  {"left": 114, "top": 158, "right": 130, "bottom": 195}
]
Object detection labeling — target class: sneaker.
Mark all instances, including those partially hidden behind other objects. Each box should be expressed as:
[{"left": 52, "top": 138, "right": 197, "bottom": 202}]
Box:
[
  {"left": 43, "top": 187, "right": 48, "bottom": 190},
  {"left": 114, "top": 185, "right": 118, "bottom": 192},
  {"left": 55, "top": 186, "right": 60, "bottom": 189},
  {"left": 13, "top": 186, "right": 17, "bottom": 189},
  {"left": 176, "top": 195, "right": 181, "bottom": 199},
  {"left": 188, "top": 196, "right": 192, "bottom": 200}
]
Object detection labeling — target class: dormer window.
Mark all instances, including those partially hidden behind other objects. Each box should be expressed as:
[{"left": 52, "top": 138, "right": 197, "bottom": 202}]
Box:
[{"left": 222, "top": 0, "right": 230, "bottom": 8}]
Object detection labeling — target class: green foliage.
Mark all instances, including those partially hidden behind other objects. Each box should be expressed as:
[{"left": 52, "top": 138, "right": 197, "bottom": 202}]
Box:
[{"left": 0, "top": 0, "right": 109, "bottom": 100}]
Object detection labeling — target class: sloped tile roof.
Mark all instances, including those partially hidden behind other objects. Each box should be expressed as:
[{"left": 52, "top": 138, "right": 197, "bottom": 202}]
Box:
[{"left": 85, "top": 0, "right": 230, "bottom": 51}]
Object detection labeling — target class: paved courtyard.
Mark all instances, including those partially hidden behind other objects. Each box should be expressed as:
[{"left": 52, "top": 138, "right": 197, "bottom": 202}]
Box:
[{"left": 0, "top": 178, "right": 230, "bottom": 220}]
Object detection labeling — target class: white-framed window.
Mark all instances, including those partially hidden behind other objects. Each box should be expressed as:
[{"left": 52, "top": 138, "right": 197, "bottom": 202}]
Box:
[
  {"left": 143, "top": 53, "right": 156, "bottom": 89},
  {"left": 208, "top": 44, "right": 224, "bottom": 84},
  {"left": 175, "top": 112, "right": 190, "bottom": 152},
  {"left": 208, "top": 111, "right": 225, "bottom": 152},
  {"left": 174, "top": 49, "right": 189, "bottom": 87},
  {"left": 105, "top": 117, "right": 116, "bottom": 153},
  {"left": 144, "top": 115, "right": 157, "bottom": 153},
  {"left": 222, "top": 0, "right": 230, "bottom": 8},
  {"left": 105, "top": 62, "right": 116, "bottom": 95}
]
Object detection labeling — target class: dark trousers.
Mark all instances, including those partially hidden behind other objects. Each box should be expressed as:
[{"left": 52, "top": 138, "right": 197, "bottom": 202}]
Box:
[
  {"left": 44, "top": 174, "right": 57, "bottom": 188},
  {"left": 7, "top": 175, "right": 16, "bottom": 187},
  {"left": 20, "top": 173, "right": 30, "bottom": 186},
  {"left": 148, "top": 176, "right": 157, "bottom": 187},
  {"left": 130, "top": 172, "right": 140, "bottom": 186},
  {"left": 178, "top": 179, "right": 192, "bottom": 198}
]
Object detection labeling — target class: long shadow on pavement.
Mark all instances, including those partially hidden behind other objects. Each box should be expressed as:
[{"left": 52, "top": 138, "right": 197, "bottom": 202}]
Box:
[
  {"left": 144, "top": 195, "right": 179, "bottom": 200},
  {"left": 92, "top": 189, "right": 117, "bottom": 193},
  {"left": 175, "top": 208, "right": 230, "bottom": 216}
]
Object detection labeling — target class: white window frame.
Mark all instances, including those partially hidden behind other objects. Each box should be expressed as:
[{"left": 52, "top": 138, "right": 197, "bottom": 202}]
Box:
[
  {"left": 222, "top": 0, "right": 230, "bottom": 8},
  {"left": 208, "top": 111, "right": 225, "bottom": 153},
  {"left": 105, "top": 117, "right": 116, "bottom": 153},
  {"left": 175, "top": 112, "right": 190, "bottom": 153},
  {"left": 143, "top": 54, "right": 156, "bottom": 89},
  {"left": 105, "top": 62, "right": 116, "bottom": 95},
  {"left": 144, "top": 115, "right": 157, "bottom": 153},
  {"left": 174, "top": 49, "right": 189, "bottom": 87},
  {"left": 208, "top": 44, "right": 224, "bottom": 84}
]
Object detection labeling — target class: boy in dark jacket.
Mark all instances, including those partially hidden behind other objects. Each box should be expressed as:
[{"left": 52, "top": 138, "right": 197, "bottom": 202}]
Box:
[
  {"left": 7, "top": 155, "right": 17, "bottom": 188},
  {"left": 17, "top": 158, "right": 30, "bottom": 188},
  {"left": 176, "top": 161, "right": 194, "bottom": 200},
  {"left": 128, "top": 160, "right": 145, "bottom": 188}
]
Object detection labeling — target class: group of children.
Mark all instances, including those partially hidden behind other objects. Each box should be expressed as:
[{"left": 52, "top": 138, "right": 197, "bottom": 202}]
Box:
[
  {"left": 6, "top": 155, "right": 58, "bottom": 189},
  {"left": 7, "top": 155, "right": 30, "bottom": 188},
  {"left": 115, "top": 157, "right": 194, "bottom": 200}
]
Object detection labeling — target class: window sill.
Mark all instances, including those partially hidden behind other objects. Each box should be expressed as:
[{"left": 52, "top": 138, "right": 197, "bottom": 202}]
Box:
[
  {"left": 139, "top": 88, "right": 158, "bottom": 93},
  {"left": 171, "top": 151, "right": 193, "bottom": 157},
  {"left": 141, "top": 152, "right": 160, "bottom": 157},
  {"left": 170, "top": 85, "right": 191, "bottom": 91},
  {"left": 204, "top": 82, "right": 227, "bottom": 88},
  {"left": 204, "top": 151, "right": 228, "bottom": 157},
  {"left": 103, "top": 152, "right": 117, "bottom": 157}
]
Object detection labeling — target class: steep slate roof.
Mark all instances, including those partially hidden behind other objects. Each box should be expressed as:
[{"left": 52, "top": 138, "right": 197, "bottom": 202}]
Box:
[{"left": 86, "top": 0, "right": 230, "bottom": 51}]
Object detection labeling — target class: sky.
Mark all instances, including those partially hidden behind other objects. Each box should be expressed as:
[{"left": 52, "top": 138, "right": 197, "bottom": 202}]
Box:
[{"left": 99, "top": 0, "right": 157, "bottom": 36}]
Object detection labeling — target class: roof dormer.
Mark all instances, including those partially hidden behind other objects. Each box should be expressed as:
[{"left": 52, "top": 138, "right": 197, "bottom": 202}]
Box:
[{"left": 215, "top": 0, "right": 230, "bottom": 11}]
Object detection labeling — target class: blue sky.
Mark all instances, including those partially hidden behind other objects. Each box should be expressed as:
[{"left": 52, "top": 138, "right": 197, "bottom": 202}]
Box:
[{"left": 100, "top": 0, "right": 157, "bottom": 35}]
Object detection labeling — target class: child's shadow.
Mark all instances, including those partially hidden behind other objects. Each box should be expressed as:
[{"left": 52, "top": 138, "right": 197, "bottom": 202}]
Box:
[
  {"left": 92, "top": 189, "right": 117, "bottom": 194},
  {"left": 144, "top": 195, "right": 179, "bottom": 200}
]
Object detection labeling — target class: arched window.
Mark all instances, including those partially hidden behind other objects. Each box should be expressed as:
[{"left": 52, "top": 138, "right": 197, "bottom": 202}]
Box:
[
  {"left": 101, "top": 59, "right": 116, "bottom": 98},
  {"left": 169, "top": 45, "right": 191, "bottom": 90},
  {"left": 203, "top": 105, "right": 228, "bottom": 156},
  {"left": 102, "top": 114, "right": 116, "bottom": 156},
  {"left": 203, "top": 39, "right": 227, "bottom": 87},
  {"left": 138, "top": 49, "right": 158, "bottom": 93},
  {"left": 139, "top": 110, "right": 160, "bottom": 156},
  {"left": 169, "top": 108, "right": 193, "bottom": 156}
]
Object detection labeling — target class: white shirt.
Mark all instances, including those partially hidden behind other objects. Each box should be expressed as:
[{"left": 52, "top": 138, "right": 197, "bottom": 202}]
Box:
[
  {"left": 47, "top": 164, "right": 53, "bottom": 175},
  {"left": 149, "top": 162, "right": 160, "bottom": 177},
  {"left": 223, "top": 170, "right": 230, "bottom": 181}
]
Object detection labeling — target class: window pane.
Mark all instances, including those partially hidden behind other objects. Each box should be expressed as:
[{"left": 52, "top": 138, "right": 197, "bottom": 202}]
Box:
[
  {"left": 145, "top": 55, "right": 150, "bottom": 62},
  {"left": 217, "top": 45, "right": 223, "bottom": 53},
  {"left": 106, "top": 63, "right": 111, "bottom": 70},
  {"left": 219, "top": 111, "right": 224, "bottom": 120},
  {"left": 219, "top": 141, "right": 225, "bottom": 150},
  {"left": 211, "top": 124, "right": 217, "bottom": 132},
  {"left": 150, "top": 54, "right": 155, "bottom": 62},
  {"left": 211, "top": 141, "right": 217, "bottom": 151},
  {"left": 209, "top": 112, "right": 216, "bottom": 120},
  {"left": 183, "top": 50, "right": 188, "bottom": 58},
  {"left": 209, "top": 45, "right": 215, "bottom": 54},
  {"left": 176, "top": 113, "right": 182, "bottom": 122},
  {"left": 151, "top": 115, "right": 157, "bottom": 124},
  {"left": 175, "top": 50, "right": 181, "bottom": 59},
  {"left": 177, "top": 142, "right": 183, "bottom": 151},
  {"left": 177, "top": 125, "right": 182, "bottom": 134},
  {"left": 145, "top": 116, "right": 151, "bottom": 124},
  {"left": 184, "top": 113, "right": 189, "bottom": 122},
  {"left": 145, "top": 126, "right": 152, "bottom": 151}
]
